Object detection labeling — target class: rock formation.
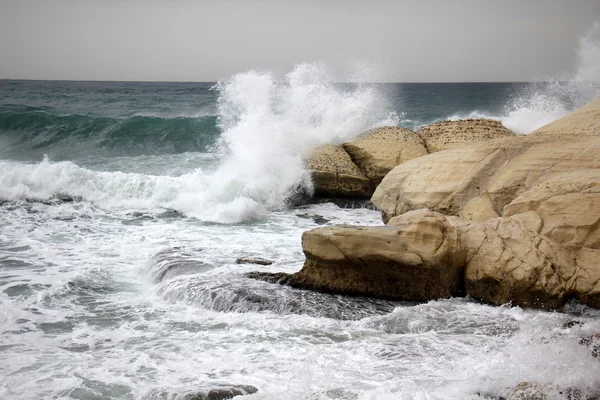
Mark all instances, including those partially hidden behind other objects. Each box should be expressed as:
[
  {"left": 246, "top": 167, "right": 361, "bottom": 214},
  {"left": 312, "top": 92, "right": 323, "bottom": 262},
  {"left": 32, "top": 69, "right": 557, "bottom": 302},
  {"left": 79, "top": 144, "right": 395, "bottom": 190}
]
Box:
[
  {"left": 342, "top": 127, "right": 428, "bottom": 185},
  {"left": 250, "top": 97, "right": 596, "bottom": 311},
  {"left": 463, "top": 215, "right": 578, "bottom": 309},
  {"left": 306, "top": 119, "right": 514, "bottom": 198},
  {"left": 530, "top": 96, "right": 600, "bottom": 137},
  {"left": 372, "top": 135, "right": 600, "bottom": 222},
  {"left": 250, "top": 209, "right": 466, "bottom": 301},
  {"left": 306, "top": 144, "right": 372, "bottom": 197}
]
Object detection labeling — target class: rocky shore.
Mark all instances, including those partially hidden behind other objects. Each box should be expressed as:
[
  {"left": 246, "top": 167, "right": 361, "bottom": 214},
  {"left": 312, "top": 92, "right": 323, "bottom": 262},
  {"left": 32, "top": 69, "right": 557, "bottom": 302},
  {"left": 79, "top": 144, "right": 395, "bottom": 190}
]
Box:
[
  {"left": 246, "top": 98, "right": 600, "bottom": 399},
  {"left": 255, "top": 97, "right": 600, "bottom": 311}
]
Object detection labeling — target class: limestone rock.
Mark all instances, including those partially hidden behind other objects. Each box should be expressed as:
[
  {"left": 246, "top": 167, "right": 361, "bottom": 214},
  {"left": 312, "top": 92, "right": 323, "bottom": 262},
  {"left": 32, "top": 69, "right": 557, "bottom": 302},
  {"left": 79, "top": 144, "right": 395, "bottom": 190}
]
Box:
[
  {"left": 291, "top": 209, "right": 466, "bottom": 301},
  {"left": 573, "top": 248, "right": 600, "bottom": 308},
  {"left": 530, "top": 96, "right": 600, "bottom": 136},
  {"left": 503, "top": 170, "right": 600, "bottom": 252},
  {"left": 306, "top": 144, "right": 372, "bottom": 197},
  {"left": 342, "top": 126, "right": 428, "bottom": 185},
  {"left": 372, "top": 135, "right": 600, "bottom": 223},
  {"left": 459, "top": 193, "right": 500, "bottom": 222},
  {"left": 464, "top": 216, "right": 578, "bottom": 309},
  {"left": 486, "top": 137, "right": 600, "bottom": 214},
  {"left": 417, "top": 118, "right": 515, "bottom": 153},
  {"left": 372, "top": 136, "right": 536, "bottom": 222}
]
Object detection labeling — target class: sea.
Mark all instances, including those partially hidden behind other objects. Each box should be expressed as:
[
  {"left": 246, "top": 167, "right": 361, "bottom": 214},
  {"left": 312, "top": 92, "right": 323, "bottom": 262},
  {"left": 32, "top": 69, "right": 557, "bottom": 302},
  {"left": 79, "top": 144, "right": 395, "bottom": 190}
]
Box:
[{"left": 1, "top": 63, "right": 600, "bottom": 399}]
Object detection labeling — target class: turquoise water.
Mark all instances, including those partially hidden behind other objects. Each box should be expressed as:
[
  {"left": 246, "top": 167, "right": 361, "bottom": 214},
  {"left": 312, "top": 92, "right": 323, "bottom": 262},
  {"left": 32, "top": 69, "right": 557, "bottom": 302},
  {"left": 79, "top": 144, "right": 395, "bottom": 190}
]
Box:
[
  {"left": 0, "top": 80, "right": 535, "bottom": 162},
  {"left": 1, "top": 69, "right": 599, "bottom": 399}
]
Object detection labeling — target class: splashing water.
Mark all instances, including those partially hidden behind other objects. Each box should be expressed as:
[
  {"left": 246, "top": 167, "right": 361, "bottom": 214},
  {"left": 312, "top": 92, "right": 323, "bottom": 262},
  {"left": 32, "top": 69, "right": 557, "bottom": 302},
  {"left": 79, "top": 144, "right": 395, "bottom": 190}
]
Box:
[
  {"left": 501, "top": 22, "right": 600, "bottom": 134},
  {"left": 203, "top": 63, "right": 398, "bottom": 217},
  {"left": 0, "top": 63, "right": 398, "bottom": 223}
]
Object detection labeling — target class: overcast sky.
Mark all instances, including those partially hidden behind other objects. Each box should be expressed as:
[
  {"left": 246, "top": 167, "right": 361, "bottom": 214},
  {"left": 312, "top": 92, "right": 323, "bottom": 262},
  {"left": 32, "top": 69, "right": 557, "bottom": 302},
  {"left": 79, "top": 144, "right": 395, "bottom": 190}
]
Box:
[{"left": 0, "top": 0, "right": 599, "bottom": 82}]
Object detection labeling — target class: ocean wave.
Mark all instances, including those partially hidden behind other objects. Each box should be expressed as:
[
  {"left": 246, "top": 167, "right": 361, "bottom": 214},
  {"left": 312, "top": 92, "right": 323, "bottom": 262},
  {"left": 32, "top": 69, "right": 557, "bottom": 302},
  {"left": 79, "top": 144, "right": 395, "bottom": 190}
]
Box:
[
  {"left": 0, "top": 63, "right": 398, "bottom": 223},
  {"left": 0, "top": 105, "right": 220, "bottom": 159}
]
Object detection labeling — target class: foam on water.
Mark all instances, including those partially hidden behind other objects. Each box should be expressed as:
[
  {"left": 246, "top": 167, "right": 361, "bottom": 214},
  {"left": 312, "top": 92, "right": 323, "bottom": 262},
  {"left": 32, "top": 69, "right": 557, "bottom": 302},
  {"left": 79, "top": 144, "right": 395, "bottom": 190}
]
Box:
[{"left": 1, "top": 195, "right": 600, "bottom": 399}]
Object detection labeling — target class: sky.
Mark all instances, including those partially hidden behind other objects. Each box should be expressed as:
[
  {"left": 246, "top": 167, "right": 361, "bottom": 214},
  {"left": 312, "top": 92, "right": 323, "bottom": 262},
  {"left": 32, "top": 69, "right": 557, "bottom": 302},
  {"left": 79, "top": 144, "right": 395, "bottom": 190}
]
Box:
[{"left": 0, "top": 0, "right": 599, "bottom": 82}]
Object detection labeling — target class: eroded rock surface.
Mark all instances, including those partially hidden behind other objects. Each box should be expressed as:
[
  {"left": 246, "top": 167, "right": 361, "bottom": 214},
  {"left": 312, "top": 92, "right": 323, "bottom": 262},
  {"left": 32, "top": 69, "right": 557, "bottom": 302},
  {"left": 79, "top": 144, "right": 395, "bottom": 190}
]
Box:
[
  {"left": 373, "top": 136, "right": 600, "bottom": 222},
  {"left": 342, "top": 127, "right": 428, "bottom": 185},
  {"left": 463, "top": 216, "right": 578, "bottom": 309},
  {"left": 416, "top": 118, "right": 515, "bottom": 153},
  {"left": 285, "top": 209, "right": 466, "bottom": 301},
  {"left": 306, "top": 144, "right": 372, "bottom": 197}
]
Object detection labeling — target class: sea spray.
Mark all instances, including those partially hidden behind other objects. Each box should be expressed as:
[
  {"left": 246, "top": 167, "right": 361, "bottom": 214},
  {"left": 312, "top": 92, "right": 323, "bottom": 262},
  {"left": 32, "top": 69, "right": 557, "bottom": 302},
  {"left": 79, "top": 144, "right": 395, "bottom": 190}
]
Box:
[
  {"left": 427, "top": 22, "right": 600, "bottom": 134},
  {"left": 198, "top": 62, "right": 398, "bottom": 220},
  {"left": 501, "top": 21, "right": 600, "bottom": 134}
]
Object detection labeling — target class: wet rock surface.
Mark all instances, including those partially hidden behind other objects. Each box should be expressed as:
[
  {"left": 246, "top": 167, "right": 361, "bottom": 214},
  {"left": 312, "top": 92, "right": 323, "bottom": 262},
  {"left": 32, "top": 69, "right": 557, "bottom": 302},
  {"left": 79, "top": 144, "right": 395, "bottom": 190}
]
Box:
[
  {"left": 244, "top": 271, "right": 405, "bottom": 319},
  {"left": 235, "top": 257, "right": 273, "bottom": 266},
  {"left": 183, "top": 385, "right": 258, "bottom": 400}
]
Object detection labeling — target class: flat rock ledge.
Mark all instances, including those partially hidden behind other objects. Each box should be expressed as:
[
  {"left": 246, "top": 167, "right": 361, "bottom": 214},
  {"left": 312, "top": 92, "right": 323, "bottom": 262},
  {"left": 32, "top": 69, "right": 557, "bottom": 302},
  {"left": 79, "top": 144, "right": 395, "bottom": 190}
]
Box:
[
  {"left": 250, "top": 210, "right": 467, "bottom": 302},
  {"left": 251, "top": 208, "right": 599, "bottom": 310}
]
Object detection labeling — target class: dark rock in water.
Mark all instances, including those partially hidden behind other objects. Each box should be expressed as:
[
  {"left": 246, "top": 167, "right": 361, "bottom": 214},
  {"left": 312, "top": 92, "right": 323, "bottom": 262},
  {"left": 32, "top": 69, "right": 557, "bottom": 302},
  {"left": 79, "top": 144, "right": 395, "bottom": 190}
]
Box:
[
  {"left": 579, "top": 333, "right": 600, "bottom": 359},
  {"left": 506, "top": 382, "right": 600, "bottom": 400},
  {"left": 244, "top": 272, "right": 405, "bottom": 320},
  {"left": 235, "top": 257, "right": 273, "bottom": 266},
  {"left": 247, "top": 271, "right": 293, "bottom": 284},
  {"left": 183, "top": 385, "right": 258, "bottom": 400},
  {"left": 23, "top": 194, "right": 84, "bottom": 205},
  {"left": 296, "top": 197, "right": 377, "bottom": 210},
  {"left": 295, "top": 213, "right": 331, "bottom": 225},
  {"left": 563, "top": 320, "right": 584, "bottom": 329},
  {"left": 150, "top": 385, "right": 258, "bottom": 400}
]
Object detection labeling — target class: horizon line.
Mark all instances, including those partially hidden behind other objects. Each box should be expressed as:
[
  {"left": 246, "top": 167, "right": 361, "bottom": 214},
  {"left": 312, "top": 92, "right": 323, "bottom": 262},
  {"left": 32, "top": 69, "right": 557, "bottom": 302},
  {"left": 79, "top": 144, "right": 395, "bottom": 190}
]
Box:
[{"left": 0, "top": 78, "right": 554, "bottom": 85}]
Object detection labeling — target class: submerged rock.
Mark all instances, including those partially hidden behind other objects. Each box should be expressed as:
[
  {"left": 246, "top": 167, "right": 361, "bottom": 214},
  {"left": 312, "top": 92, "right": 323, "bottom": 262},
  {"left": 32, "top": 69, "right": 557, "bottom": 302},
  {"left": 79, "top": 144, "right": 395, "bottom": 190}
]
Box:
[
  {"left": 579, "top": 333, "right": 600, "bottom": 359},
  {"left": 183, "top": 385, "right": 258, "bottom": 400},
  {"left": 507, "top": 382, "right": 600, "bottom": 400},
  {"left": 150, "top": 385, "right": 258, "bottom": 400},
  {"left": 235, "top": 257, "right": 273, "bottom": 266},
  {"left": 244, "top": 271, "right": 403, "bottom": 320},
  {"left": 149, "top": 247, "right": 208, "bottom": 283}
]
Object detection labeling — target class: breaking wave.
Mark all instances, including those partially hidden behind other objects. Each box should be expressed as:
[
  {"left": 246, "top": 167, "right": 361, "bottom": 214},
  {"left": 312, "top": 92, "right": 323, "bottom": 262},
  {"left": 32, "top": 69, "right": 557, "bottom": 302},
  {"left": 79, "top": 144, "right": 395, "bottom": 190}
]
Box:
[{"left": 0, "top": 63, "right": 398, "bottom": 222}]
